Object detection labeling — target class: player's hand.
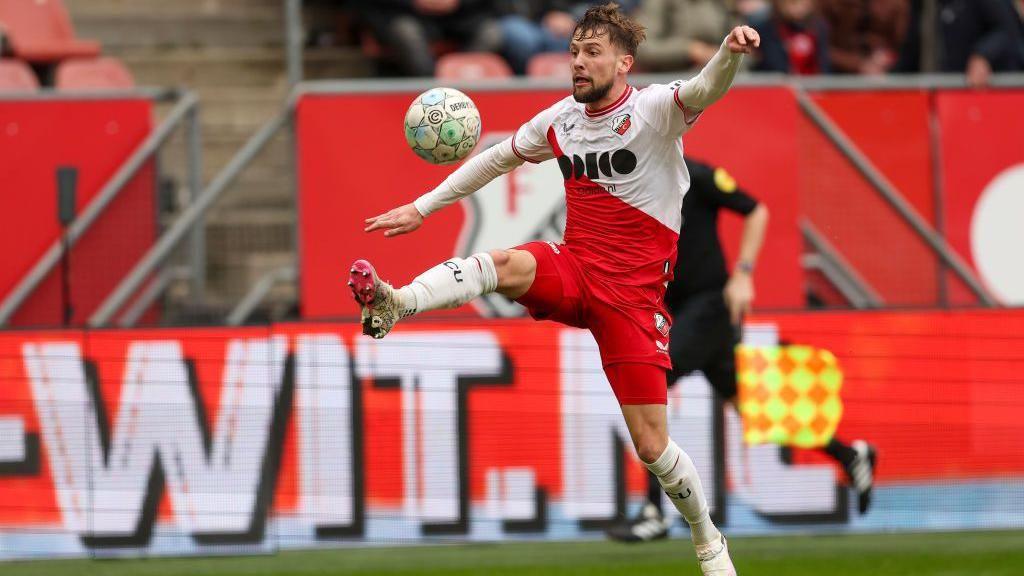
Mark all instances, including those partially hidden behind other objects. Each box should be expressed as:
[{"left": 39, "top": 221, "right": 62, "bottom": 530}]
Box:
[
  {"left": 725, "top": 26, "right": 760, "bottom": 55},
  {"left": 364, "top": 203, "right": 423, "bottom": 238},
  {"left": 966, "top": 55, "right": 992, "bottom": 89},
  {"left": 724, "top": 272, "right": 754, "bottom": 326}
]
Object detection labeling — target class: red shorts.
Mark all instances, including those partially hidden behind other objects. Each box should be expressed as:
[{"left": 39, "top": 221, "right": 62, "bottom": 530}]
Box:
[{"left": 513, "top": 241, "right": 672, "bottom": 405}]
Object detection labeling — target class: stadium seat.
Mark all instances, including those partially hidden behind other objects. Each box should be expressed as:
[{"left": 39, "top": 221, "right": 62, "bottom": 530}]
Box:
[
  {"left": 0, "top": 0, "right": 100, "bottom": 64},
  {"left": 526, "top": 52, "right": 572, "bottom": 79},
  {"left": 0, "top": 58, "right": 38, "bottom": 91},
  {"left": 56, "top": 57, "right": 134, "bottom": 90},
  {"left": 436, "top": 52, "right": 512, "bottom": 80}
]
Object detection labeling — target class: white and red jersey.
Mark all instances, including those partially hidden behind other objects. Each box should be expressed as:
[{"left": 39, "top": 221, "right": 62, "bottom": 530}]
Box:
[{"left": 511, "top": 82, "right": 698, "bottom": 289}]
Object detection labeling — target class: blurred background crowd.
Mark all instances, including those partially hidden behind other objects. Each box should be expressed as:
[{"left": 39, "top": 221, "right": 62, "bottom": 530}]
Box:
[{"left": 306, "top": 0, "right": 1024, "bottom": 87}]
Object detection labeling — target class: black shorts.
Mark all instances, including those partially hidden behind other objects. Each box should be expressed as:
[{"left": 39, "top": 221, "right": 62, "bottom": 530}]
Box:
[{"left": 665, "top": 291, "right": 740, "bottom": 399}]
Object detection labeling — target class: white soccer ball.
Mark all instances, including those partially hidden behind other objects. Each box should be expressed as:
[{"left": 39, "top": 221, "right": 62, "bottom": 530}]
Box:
[{"left": 403, "top": 87, "right": 481, "bottom": 165}]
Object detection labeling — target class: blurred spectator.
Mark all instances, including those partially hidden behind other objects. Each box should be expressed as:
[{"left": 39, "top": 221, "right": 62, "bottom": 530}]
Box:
[
  {"left": 728, "top": 0, "right": 772, "bottom": 18},
  {"left": 358, "top": 0, "right": 503, "bottom": 77},
  {"left": 896, "top": 0, "right": 1022, "bottom": 87},
  {"left": 635, "top": 0, "right": 734, "bottom": 71},
  {"left": 495, "top": 1, "right": 640, "bottom": 75},
  {"left": 496, "top": 1, "right": 576, "bottom": 74},
  {"left": 750, "top": 0, "right": 831, "bottom": 74},
  {"left": 822, "top": 0, "right": 908, "bottom": 74}
]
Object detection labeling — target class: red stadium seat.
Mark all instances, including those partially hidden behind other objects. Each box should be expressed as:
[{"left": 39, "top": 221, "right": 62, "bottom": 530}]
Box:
[
  {"left": 527, "top": 52, "right": 572, "bottom": 79},
  {"left": 0, "top": 58, "right": 38, "bottom": 91},
  {"left": 0, "top": 0, "right": 100, "bottom": 64},
  {"left": 56, "top": 57, "right": 134, "bottom": 90},
  {"left": 435, "top": 52, "right": 512, "bottom": 80}
]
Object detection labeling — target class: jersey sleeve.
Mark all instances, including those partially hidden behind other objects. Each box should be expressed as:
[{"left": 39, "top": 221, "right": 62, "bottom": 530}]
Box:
[
  {"left": 636, "top": 39, "right": 744, "bottom": 138},
  {"left": 511, "top": 99, "right": 564, "bottom": 163},
  {"left": 688, "top": 162, "right": 758, "bottom": 215},
  {"left": 633, "top": 81, "right": 696, "bottom": 138}
]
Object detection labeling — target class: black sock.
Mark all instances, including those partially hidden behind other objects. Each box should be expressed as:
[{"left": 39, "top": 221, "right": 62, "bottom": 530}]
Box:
[
  {"left": 647, "top": 470, "right": 662, "bottom": 514},
  {"left": 822, "top": 437, "right": 857, "bottom": 467}
]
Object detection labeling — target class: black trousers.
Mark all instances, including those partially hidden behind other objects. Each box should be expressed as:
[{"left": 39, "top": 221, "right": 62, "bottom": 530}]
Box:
[{"left": 665, "top": 290, "right": 740, "bottom": 399}]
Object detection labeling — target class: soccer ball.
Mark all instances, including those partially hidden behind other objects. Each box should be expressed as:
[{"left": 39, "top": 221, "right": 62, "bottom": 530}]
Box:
[{"left": 403, "top": 87, "right": 481, "bottom": 165}]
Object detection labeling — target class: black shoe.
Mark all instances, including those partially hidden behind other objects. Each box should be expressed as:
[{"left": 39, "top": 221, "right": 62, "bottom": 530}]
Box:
[
  {"left": 604, "top": 502, "right": 671, "bottom": 543},
  {"left": 845, "top": 440, "right": 877, "bottom": 514}
]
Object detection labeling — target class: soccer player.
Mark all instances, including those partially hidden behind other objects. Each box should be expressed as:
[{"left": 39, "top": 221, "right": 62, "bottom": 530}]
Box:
[
  {"left": 605, "top": 158, "right": 878, "bottom": 543},
  {"left": 351, "top": 4, "right": 758, "bottom": 574}
]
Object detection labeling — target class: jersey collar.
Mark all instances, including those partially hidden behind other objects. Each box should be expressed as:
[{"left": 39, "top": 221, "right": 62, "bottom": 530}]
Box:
[{"left": 584, "top": 85, "right": 632, "bottom": 119}]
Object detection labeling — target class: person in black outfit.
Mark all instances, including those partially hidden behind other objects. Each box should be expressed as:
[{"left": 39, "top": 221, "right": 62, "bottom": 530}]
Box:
[
  {"left": 606, "top": 159, "right": 877, "bottom": 543},
  {"left": 896, "top": 0, "right": 1023, "bottom": 87}
]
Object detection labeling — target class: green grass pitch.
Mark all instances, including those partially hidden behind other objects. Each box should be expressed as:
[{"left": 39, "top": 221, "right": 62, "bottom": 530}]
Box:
[{"left": 6, "top": 530, "right": 1024, "bottom": 576}]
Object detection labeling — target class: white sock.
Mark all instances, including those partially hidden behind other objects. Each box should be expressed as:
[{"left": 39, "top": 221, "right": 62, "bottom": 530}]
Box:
[
  {"left": 645, "top": 439, "right": 720, "bottom": 546},
  {"left": 397, "top": 253, "right": 498, "bottom": 315}
]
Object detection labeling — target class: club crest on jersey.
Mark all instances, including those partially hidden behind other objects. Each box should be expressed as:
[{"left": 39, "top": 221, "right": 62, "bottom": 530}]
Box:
[
  {"left": 654, "top": 312, "right": 670, "bottom": 337},
  {"left": 612, "top": 113, "right": 631, "bottom": 135}
]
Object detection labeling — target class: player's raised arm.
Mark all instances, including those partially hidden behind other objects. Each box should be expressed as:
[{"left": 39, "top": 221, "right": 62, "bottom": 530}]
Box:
[
  {"left": 365, "top": 103, "right": 559, "bottom": 238},
  {"left": 679, "top": 26, "right": 759, "bottom": 112},
  {"left": 364, "top": 139, "right": 524, "bottom": 237},
  {"left": 633, "top": 26, "right": 757, "bottom": 138}
]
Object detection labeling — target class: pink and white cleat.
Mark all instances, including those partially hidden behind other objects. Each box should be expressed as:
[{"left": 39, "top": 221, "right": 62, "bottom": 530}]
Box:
[
  {"left": 695, "top": 534, "right": 737, "bottom": 576},
  {"left": 347, "top": 259, "right": 411, "bottom": 339}
]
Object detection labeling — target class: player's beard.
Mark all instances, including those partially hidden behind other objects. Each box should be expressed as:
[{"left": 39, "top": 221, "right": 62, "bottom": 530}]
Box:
[{"left": 573, "top": 77, "right": 614, "bottom": 104}]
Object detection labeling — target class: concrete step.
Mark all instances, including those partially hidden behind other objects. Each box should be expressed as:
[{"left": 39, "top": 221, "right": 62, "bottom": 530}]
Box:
[
  {"left": 204, "top": 208, "right": 295, "bottom": 304},
  {"left": 198, "top": 87, "right": 286, "bottom": 131},
  {"left": 120, "top": 46, "right": 370, "bottom": 89},
  {"left": 303, "top": 47, "right": 375, "bottom": 80},
  {"left": 119, "top": 48, "right": 288, "bottom": 89},
  {"left": 162, "top": 130, "right": 292, "bottom": 178},
  {"left": 66, "top": 0, "right": 282, "bottom": 18},
  {"left": 73, "top": 13, "right": 283, "bottom": 50},
  {"left": 194, "top": 249, "right": 297, "bottom": 322}
]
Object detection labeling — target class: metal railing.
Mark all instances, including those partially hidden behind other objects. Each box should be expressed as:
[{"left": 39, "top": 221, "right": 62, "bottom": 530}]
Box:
[
  {"left": 226, "top": 266, "right": 297, "bottom": 326},
  {"left": 793, "top": 87, "right": 998, "bottom": 307},
  {"left": 89, "top": 107, "right": 291, "bottom": 327},
  {"left": 0, "top": 88, "right": 203, "bottom": 327},
  {"left": 801, "top": 219, "right": 883, "bottom": 309},
  {"left": 116, "top": 266, "right": 192, "bottom": 328}
]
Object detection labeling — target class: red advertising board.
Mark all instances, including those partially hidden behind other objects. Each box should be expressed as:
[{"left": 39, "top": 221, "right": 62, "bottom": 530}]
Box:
[
  {"left": 757, "top": 309, "right": 1024, "bottom": 479},
  {"left": 798, "top": 91, "right": 941, "bottom": 306},
  {"left": 0, "top": 99, "right": 156, "bottom": 326},
  {"left": 0, "top": 309, "right": 1021, "bottom": 558},
  {"left": 936, "top": 91, "right": 1024, "bottom": 306}
]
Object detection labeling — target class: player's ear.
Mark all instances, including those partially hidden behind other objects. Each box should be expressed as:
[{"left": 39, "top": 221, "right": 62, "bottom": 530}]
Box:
[{"left": 620, "top": 54, "right": 634, "bottom": 74}]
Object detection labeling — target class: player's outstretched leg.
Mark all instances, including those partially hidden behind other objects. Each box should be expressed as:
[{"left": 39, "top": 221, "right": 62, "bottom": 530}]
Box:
[
  {"left": 348, "top": 253, "right": 499, "bottom": 339},
  {"left": 647, "top": 440, "right": 736, "bottom": 575},
  {"left": 621, "top": 396, "right": 736, "bottom": 576}
]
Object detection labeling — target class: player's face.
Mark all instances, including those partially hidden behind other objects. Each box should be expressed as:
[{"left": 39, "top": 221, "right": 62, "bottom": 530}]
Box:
[{"left": 569, "top": 29, "right": 629, "bottom": 104}]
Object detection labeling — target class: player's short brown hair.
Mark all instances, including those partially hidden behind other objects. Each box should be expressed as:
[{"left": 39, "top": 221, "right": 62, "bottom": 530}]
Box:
[{"left": 572, "top": 3, "right": 647, "bottom": 56}]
